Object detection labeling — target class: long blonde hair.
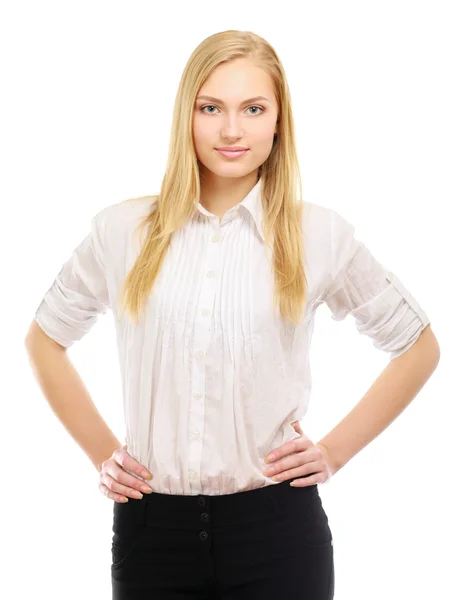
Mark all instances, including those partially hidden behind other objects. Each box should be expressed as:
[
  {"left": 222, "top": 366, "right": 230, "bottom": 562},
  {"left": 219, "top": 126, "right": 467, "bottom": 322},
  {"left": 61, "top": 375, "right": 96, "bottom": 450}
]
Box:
[{"left": 117, "top": 30, "right": 308, "bottom": 326}]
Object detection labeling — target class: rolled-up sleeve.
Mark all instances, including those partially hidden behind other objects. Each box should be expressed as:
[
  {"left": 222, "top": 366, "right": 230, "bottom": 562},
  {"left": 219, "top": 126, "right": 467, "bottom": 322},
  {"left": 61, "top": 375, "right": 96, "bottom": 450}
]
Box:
[
  {"left": 34, "top": 211, "right": 111, "bottom": 348},
  {"left": 323, "top": 210, "right": 431, "bottom": 360}
]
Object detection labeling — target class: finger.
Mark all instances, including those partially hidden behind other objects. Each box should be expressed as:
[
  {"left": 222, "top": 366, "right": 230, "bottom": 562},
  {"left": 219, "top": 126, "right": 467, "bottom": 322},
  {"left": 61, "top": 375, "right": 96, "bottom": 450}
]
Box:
[
  {"left": 105, "top": 461, "right": 153, "bottom": 493},
  {"left": 264, "top": 450, "right": 322, "bottom": 477},
  {"left": 282, "top": 464, "right": 330, "bottom": 485},
  {"left": 113, "top": 447, "right": 152, "bottom": 480},
  {"left": 268, "top": 461, "right": 322, "bottom": 483},
  {"left": 290, "top": 473, "right": 323, "bottom": 487},
  {"left": 294, "top": 463, "right": 331, "bottom": 485},
  {"left": 99, "top": 482, "right": 129, "bottom": 503},
  {"left": 264, "top": 438, "right": 307, "bottom": 464},
  {"left": 101, "top": 473, "right": 148, "bottom": 500}
]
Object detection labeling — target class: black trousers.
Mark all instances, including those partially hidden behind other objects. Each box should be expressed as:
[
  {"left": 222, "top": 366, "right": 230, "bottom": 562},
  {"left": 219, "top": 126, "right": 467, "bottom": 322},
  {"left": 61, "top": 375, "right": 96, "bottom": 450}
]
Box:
[{"left": 110, "top": 477, "right": 335, "bottom": 599}]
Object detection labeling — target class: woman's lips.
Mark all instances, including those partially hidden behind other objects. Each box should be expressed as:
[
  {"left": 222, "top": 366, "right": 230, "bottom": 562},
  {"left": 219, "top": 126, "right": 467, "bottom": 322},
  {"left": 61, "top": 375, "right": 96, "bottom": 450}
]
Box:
[{"left": 216, "top": 149, "right": 248, "bottom": 159}]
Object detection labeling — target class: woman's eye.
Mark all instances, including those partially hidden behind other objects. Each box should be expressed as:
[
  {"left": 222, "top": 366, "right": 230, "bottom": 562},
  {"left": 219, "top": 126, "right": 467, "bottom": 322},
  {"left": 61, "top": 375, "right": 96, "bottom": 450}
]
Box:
[
  {"left": 247, "top": 106, "right": 264, "bottom": 115},
  {"left": 200, "top": 105, "right": 264, "bottom": 115}
]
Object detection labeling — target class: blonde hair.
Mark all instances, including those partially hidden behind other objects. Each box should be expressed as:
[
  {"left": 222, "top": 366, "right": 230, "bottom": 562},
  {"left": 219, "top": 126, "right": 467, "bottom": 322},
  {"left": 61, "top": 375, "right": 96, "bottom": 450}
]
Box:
[{"left": 117, "top": 30, "right": 308, "bottom": 326}]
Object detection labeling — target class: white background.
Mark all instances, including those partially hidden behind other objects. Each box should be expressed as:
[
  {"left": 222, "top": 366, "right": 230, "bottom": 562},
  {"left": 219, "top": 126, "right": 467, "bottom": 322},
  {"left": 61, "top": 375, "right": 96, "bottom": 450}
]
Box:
[{"left": 2, "top": 1, "right": 470, "bottom": 598}]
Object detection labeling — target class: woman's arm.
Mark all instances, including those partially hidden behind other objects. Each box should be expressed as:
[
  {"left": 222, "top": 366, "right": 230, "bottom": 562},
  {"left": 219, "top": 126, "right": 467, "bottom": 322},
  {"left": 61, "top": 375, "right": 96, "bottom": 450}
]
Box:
[
  {"left": 316, "top": 324, "right": 440, "bottom": 475},
  {"left": 24, "top": 321, "right": 122, "bottom": 472}
]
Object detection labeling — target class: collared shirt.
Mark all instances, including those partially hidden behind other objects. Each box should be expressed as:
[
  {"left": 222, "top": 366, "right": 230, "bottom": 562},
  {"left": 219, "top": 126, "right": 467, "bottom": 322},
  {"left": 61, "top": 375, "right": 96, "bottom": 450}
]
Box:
[{"left": 33, "top": 178, "right": 430, "bottom": 495}]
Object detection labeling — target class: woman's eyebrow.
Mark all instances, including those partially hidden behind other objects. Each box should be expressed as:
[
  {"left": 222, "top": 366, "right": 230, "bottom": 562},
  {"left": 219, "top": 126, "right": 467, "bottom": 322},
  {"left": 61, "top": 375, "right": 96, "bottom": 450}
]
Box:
[{"left": 196, "top": 95, "right": 271, "bottom": 105}]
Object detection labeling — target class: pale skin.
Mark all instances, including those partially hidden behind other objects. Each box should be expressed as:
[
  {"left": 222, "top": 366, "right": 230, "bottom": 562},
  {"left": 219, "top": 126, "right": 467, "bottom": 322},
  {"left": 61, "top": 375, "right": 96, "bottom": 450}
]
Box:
[
  {"left": 98, "top": 57, "right": 440, "bottom": 500},
  {"left": 193, "top": 57, "right": 279, "bottom": 217}
]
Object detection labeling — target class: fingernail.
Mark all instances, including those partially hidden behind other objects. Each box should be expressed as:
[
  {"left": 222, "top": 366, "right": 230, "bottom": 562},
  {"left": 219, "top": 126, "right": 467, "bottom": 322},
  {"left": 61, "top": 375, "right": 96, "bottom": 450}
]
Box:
[
  {"left": 142, "top": 470, "right": 152, "bottom": 479},
  {"left": 265, "top": 454, "right": 275, "bottom": 463}
]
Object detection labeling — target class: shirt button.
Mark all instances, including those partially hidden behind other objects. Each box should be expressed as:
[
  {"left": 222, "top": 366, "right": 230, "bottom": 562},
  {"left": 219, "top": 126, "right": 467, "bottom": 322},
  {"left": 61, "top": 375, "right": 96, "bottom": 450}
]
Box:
[
  {"left": 196, "top": 350, "right": 204, "bottom": 359},
  {"left": 190, "top": 430, "right": 200, "bottom": 440},
  {"left": 195, "top": 392, "right": 202, "bottom": 398},
  {"left": 211, "top": 235, "right": 219, "bottom": 243},
  {"left": 201, "top": 309, "right": 210, "bottom": 317},
  {"left": 189, "top": 469, "right": 196, "bottom": 480},
  {"left": 207, "top": 270, "right": 215, "bottom": 278}
]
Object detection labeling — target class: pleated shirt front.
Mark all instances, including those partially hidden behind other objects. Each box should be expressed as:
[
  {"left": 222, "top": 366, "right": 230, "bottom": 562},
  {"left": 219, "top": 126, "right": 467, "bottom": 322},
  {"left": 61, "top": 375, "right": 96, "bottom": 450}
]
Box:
[{"left": 34, "top": 178, "right": 431, "bottom": 495}]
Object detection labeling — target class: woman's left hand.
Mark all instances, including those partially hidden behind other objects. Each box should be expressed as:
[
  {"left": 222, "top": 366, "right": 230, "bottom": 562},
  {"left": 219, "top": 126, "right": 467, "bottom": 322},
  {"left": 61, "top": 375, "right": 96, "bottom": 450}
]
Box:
[{"left": 262, "top": 421, "right": 335, "bottom": 486}]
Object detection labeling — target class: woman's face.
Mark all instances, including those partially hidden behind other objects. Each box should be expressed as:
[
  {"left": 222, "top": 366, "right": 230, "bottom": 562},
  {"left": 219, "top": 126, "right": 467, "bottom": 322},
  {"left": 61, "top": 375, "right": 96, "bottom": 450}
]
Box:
[{"left": 193, "top": 58, "right": 279, "bottom": 181}]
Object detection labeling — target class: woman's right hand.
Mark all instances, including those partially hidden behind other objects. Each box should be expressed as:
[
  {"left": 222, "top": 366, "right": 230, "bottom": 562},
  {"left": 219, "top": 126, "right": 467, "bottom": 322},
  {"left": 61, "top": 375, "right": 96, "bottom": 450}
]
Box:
[{"left": 98, "top": 444, "right": 153, "bottom": 502}]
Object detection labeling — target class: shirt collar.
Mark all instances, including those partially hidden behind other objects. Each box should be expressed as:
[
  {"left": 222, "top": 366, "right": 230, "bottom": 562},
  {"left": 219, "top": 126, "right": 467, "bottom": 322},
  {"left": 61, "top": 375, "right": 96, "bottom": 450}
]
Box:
[{"left": 194, "top": 178, "right": 265, "bottom": 242}]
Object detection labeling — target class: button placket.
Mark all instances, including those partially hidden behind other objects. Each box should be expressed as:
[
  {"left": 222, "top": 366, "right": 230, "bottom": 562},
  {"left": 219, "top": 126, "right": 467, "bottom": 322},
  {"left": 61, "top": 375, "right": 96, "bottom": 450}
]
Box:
[
  {"left": 197, "top": 495, "right": 210, "bottom": 544},
  {"left": 187, "top": 218, "right": 221, "bottom": 490}
]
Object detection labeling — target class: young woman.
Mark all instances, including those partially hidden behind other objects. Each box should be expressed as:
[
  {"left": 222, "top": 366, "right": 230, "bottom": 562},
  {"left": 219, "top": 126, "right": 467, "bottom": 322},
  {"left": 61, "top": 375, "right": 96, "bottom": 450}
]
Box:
[{"left": 26, "top": 29, "right": 438, "bottom": 599}]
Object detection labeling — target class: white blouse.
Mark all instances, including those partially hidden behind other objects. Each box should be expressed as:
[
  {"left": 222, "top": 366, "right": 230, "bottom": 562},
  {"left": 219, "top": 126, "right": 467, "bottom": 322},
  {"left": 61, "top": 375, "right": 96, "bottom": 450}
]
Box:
[{"left": 33, "top": 178, "right": 430, "bottom": 495}]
